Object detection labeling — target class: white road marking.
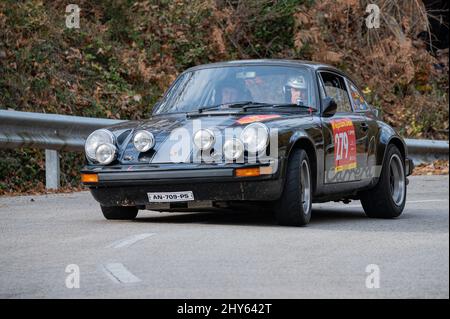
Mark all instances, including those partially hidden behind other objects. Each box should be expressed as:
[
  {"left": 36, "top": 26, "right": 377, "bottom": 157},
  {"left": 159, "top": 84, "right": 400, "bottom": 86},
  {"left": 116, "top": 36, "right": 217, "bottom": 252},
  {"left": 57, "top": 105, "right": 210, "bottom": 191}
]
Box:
[
  {"left": 101, "top": 263, "right": 141, "bottom": 284},
  {"left": 406, "top": 199, "right": 449, "bottom": 204},
  {"left": 107, "top": 233, "right": 155, "bottom": 249},
  {"left": 319, "top": 199, "right": 448, "bottom": 208}
]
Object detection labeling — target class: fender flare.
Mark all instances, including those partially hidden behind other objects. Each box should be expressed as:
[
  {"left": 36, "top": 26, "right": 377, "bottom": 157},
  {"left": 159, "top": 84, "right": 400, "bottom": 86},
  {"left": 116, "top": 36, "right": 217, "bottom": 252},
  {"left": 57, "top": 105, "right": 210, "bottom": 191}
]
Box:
[
  {"left": 283, "top": 131, "right": 319, "bottom": 193},
  {"left": 376, "top": 125, "right": 407, "bottom": 171}
]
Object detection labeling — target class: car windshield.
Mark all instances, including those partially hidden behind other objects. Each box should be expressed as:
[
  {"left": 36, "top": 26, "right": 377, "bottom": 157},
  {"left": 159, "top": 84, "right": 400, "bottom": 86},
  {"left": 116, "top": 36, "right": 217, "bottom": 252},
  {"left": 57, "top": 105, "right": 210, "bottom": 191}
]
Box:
[{"left": 154, "top": 65, "right": 316, "bottom": 114}]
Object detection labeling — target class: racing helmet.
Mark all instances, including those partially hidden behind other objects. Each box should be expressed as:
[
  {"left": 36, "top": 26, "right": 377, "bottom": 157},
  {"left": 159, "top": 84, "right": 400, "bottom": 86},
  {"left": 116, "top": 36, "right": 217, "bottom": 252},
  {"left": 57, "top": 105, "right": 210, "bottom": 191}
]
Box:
[
  {"left": 284, "top": 75, "right": 308, "bottom": 105},
  {"left": 287, "top": 76, "right": 307, "bottom": 90}
]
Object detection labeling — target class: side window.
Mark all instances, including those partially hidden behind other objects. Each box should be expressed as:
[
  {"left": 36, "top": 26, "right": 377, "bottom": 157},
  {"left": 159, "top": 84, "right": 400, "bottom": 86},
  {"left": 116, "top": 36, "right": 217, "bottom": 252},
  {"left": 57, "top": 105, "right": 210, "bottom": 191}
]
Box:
[
  {"left": 347, "top": 80, "right": 370, "bottom": 112},
  {"left": 318, "top": 75, "right": 327, "bottom": 99},
  {"left": 319, "top": 72, "right": 352, "bottom": 113}
]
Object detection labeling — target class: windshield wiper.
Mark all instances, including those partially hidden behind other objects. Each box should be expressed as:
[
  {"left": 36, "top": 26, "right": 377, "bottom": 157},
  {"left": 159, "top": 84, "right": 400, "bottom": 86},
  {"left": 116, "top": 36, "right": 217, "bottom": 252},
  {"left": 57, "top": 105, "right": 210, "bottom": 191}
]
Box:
[
  {"left": 196, "top": 101, "right": 314, "bottom": 114},
  {"left": 197, "top": 101, "right": 258, "bottom": 113},
  {"left": 241, "top": 102, "right": 314, "bottom": 111}
]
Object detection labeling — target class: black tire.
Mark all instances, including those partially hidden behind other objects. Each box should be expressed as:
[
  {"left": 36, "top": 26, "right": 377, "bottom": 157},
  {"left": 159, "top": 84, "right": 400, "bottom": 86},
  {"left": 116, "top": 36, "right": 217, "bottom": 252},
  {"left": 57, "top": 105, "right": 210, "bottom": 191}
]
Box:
[
  {"left": 275, "top": 148, "right": 312, "bottom": 226},
  {"left": 101, "top": 206, "right": 138, "bottom": 220},
  {"left": 360, "top": 144, "right": 406, "bottom": 218}
]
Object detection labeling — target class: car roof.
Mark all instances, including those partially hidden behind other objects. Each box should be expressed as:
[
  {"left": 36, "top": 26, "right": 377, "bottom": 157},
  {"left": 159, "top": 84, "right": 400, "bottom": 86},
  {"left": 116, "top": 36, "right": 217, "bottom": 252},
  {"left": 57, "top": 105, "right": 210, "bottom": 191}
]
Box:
[
  {"left": 186, "top": 59, "right": 332, "bottom": 71},
  {"left": 184, "top": 59, "right": 354, "bottom": 81}
]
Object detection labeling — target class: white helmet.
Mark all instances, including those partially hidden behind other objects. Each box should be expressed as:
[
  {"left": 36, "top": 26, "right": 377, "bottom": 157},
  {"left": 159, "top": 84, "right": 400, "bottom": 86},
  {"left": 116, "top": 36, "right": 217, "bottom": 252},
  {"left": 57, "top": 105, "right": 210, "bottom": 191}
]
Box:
[{"left": 286, "top": 76, "right": 307, "bottom": 90}]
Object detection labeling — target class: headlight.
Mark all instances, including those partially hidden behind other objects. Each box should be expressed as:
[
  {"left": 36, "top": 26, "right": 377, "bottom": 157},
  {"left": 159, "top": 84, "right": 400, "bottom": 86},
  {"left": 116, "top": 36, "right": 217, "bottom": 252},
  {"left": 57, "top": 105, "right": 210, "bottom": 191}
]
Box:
[
  {"left": 133, "top": 130, "right": 155, "bottom": 152},
  {"left": 193, "top": 129, "right": 215, "bottom": 150},
  {"left": 223, "top": 138, "right": 244, "bottom": 161},
  {"left": 240, "top": 123, "right": 269, "bottom": 153},
  {"left": 95, "top": 143, "right": 117, "bottom": 165},
  {"left": 85, "top": 129, "right": 115, "bottom": 161}
]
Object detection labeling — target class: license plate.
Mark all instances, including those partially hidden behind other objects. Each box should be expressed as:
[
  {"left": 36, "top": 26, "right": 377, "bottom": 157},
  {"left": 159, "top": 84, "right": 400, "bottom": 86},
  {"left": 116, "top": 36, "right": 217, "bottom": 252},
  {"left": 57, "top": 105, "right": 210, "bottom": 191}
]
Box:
[{"left": 147, "top": 191, "right": 194, "bottom": 202}]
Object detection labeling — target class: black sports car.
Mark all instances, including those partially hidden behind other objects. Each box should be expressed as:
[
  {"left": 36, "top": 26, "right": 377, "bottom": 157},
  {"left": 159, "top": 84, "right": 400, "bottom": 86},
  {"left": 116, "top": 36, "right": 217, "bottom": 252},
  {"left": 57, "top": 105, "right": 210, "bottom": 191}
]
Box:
[{"left": 81, "top": 59, "right": 414, "bottom": 226}]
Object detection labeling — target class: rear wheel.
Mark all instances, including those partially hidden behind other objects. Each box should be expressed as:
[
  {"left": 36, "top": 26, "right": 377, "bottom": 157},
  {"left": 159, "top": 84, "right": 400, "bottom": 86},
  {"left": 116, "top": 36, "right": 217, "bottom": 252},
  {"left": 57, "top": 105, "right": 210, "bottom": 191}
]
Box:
[
  {"left": 360, "top": 144, "right": 406, "bottom": 218},
  {"left": 275, "top": 148, "right": 312, "bottom": 226},
  {"left": 101, "top": 206, "right": 138, "bottom": 220}
]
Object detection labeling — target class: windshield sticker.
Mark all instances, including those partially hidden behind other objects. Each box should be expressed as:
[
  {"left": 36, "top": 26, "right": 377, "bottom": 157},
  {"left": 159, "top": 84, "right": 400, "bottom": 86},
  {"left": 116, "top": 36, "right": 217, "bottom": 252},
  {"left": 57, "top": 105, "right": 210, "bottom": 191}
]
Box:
[
  {"left": 349, "top": 84, "right": 368, "bottom": 111},
  {"left": 237, "top": 114, "right": 281, "bottom": 125},
  {"left": 236, "top": 71, "right": 256, "bottom": 79},
  {"left": 331, "top": 118, "right": 357, "bottom": 172}
]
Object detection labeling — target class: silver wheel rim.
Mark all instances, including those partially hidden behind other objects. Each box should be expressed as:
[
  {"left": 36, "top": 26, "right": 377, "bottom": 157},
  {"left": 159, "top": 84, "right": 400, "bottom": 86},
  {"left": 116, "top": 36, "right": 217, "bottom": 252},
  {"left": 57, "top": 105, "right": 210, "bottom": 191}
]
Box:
[
  {"left": 389, "top": 154, "right": 405, "bottom": 206},
  {"left": 300, "top": 159, "right": 311, "bottom": 215}
]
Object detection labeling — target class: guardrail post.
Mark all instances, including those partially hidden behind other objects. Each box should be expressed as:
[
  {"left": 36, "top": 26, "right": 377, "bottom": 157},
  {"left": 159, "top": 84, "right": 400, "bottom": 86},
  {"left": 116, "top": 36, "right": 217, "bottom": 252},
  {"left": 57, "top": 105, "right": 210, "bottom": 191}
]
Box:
[{"left": 45, "top": 149, "right": 60, "bottom": 190}]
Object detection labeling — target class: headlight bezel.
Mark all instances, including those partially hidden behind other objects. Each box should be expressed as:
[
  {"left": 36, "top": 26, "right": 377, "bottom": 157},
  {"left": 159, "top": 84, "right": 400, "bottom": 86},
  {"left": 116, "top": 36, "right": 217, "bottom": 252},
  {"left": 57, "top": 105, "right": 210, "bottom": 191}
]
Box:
[
  {"left": 133, "top": 130, "right": 156, "bottom": 153},
  {"left": 85, "top": 129, "right": 116, "bottom": 162},
  {"left": 193, "top": 129, "right": 215, "bottom": 150},
  {"left": 240, "top": 122, "right": 270, "bottom": 153}
]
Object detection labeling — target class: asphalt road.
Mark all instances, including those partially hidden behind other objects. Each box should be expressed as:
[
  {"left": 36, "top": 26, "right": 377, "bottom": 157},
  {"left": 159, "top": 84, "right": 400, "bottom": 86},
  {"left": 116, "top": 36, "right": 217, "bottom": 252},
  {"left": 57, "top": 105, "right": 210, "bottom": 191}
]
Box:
[{"left": 0, "top": 175, "right": 448, "bottom": 299}]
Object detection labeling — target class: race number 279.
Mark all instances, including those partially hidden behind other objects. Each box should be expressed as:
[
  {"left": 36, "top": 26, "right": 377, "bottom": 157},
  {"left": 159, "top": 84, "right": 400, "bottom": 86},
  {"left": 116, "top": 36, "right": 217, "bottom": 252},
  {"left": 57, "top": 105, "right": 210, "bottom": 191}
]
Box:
[
  {"left": 331, "top": 118, "right": 357, "bottom": 172},
  {"left": 335, "top": 131, "right": 349, "bottom": 161}
]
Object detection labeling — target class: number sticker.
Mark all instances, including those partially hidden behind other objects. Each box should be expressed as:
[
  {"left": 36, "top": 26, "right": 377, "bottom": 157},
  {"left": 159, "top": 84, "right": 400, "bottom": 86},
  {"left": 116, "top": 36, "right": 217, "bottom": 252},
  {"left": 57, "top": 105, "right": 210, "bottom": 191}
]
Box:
[
  {"left": 331, "top": 118, "right": 357, "bottom": 172},
  {"left": 349, "top": 84, "right": 369, "bottom": 111}
]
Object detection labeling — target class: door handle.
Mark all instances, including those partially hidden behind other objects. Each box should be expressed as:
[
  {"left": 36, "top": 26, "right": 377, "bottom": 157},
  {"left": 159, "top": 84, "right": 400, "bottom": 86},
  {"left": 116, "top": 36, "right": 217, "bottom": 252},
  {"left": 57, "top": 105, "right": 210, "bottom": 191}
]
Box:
[{"left": 360, "top": 122, "right": 369, "bottom": 131}]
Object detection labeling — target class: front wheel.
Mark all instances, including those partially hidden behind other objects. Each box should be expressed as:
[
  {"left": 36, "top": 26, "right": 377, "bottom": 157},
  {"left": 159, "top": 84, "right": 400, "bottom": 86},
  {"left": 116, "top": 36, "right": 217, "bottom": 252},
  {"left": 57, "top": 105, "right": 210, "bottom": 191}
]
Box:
[
  {"left": 101, "top": 206, "right": 138, "bottom": 220},
  {"left": 360, "top": 144, "right": 406, "bottom": 218},
  {"left": 275, "top": 148, "right": 312, "bottom": 226}
]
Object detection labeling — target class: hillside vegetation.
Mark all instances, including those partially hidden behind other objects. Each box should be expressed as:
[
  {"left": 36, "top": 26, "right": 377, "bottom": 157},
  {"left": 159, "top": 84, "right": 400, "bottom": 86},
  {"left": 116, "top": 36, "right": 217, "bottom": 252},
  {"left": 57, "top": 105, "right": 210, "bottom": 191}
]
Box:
[{"left": 0, "top": 0, "right": 448, "bottom": 194}]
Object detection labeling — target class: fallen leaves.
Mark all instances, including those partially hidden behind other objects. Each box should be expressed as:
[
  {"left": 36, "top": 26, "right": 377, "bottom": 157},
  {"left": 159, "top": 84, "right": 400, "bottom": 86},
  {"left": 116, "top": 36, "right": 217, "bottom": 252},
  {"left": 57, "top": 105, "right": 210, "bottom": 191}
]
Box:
[{"left": 412, "top": 160, "right": 449, "bottom": 176}]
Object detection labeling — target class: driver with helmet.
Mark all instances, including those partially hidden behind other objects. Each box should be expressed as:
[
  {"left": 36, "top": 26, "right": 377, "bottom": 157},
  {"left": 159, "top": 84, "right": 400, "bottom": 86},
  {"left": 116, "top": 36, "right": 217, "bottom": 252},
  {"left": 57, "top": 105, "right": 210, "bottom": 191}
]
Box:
[{"left": 285, "top": 75, "right": 308, "bottom": 106}]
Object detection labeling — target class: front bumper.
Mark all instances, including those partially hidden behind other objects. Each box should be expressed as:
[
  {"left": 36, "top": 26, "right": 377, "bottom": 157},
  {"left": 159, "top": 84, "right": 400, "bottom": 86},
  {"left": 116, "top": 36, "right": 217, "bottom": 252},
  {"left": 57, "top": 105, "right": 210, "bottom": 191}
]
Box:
[{"left": 81, "top": 162, "right": 284, "bottom": 207}]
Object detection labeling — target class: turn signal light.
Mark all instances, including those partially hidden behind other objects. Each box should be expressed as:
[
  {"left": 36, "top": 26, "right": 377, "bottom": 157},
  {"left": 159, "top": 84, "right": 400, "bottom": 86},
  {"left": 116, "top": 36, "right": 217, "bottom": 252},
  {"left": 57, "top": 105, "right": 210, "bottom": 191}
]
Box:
[
  {"left": 259, "top": 166, "right": 273, "bottom": 175},
  {"left": 235, "top": 168, "right": 260, "bottom": 177},
  {"left": 81, "top": 173, "right": 98, "bottom": 183},
  {"left": 235, "top": 166, "right": 273, "bottom": 177}
]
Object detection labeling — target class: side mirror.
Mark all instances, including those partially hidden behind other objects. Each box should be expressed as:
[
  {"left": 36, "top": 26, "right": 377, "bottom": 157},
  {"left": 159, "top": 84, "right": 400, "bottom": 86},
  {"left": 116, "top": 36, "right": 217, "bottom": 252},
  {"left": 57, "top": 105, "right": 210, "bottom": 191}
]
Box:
[{"left": 321, "top": 97, "right": 337, "bottom": 117}]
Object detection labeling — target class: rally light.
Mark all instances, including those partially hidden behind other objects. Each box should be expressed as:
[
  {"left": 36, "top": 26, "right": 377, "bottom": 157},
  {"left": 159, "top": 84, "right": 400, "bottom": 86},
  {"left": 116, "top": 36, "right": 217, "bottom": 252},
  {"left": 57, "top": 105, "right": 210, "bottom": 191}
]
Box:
[
  {"left": 95, "top": 143, "right": 117, "bottom": 165},
  {"left": 223, "top": 138, "right": 244, "bottom": 161},
  {"left": 133, "top": 130, "right": 155, "bottom": 152},
  {"left": 85, "top": 129, "right": 115, "bottom": 162},
  {"left": 240, "top": 123, "right": 269, "bottom": 153},
  {"left": 193, "top": 129, "right": 215, "bottom": 150}
]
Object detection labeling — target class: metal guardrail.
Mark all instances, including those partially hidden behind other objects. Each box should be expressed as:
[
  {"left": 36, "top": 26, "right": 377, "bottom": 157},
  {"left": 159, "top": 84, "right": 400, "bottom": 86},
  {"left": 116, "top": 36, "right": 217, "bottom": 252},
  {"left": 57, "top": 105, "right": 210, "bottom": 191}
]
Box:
[
  {"left": 0, "top": 109, "right": 124, "bottom": 151},
  {"left": 1, "top": 109, "right": 449, "bottom": 189},
  {"left": 404, "top": 138, "right": 449, "bottom": 164},
  {"left": 0, "top": 110, "right": 124, "bottom": 189}
]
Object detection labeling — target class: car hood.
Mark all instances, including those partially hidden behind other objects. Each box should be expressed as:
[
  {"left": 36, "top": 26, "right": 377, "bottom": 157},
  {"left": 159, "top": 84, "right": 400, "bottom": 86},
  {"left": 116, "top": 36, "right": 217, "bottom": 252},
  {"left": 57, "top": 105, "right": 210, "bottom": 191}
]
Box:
[{"left": 106, "top": 111, "right": 312, "bottom": 165}]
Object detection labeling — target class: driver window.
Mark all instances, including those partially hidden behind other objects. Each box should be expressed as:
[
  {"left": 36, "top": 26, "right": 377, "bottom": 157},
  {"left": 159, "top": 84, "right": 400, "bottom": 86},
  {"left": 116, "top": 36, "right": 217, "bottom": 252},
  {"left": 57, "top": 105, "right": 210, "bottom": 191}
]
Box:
[{"left": 319, "top": 72, "right": 352, "bottom": 113}]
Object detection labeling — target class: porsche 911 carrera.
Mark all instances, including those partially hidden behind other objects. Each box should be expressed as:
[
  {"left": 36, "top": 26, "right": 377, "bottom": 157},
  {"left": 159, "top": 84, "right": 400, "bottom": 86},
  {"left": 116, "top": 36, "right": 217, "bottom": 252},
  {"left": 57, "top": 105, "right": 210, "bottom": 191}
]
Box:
[{"left": 81, "top": 60, "right": 413, "bottom": 226}]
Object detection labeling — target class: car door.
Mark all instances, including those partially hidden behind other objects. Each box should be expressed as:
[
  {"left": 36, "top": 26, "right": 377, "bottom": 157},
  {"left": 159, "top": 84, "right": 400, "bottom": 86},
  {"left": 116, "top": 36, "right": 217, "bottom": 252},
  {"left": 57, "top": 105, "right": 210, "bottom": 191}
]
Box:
[
  {"left": 345, "top": 78, "right": 380, "bottom": 181},
  {"left": 318, "top": 71, "right": 370, "bottom": 185}
]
